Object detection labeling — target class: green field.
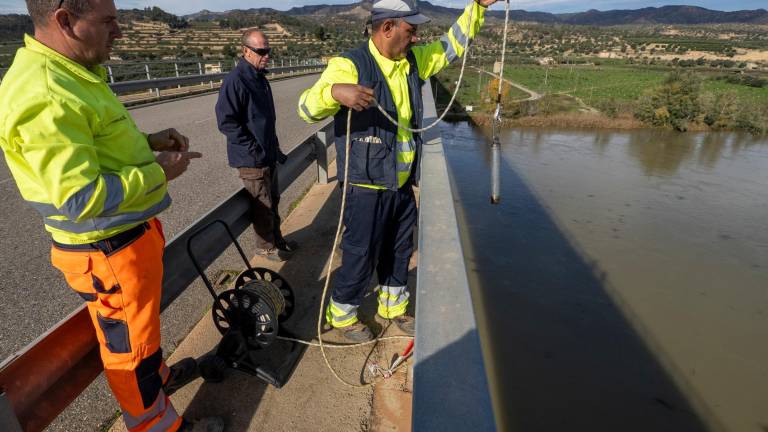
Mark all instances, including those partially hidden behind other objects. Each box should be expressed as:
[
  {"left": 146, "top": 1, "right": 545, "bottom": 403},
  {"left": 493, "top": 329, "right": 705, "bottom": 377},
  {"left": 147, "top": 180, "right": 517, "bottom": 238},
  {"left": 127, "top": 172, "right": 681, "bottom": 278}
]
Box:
[
  {"left": 433, "top": 66, "right": 529, "bottom": 111},
  {"left": 702, "top": 79, "right": 768, "bottom": 104},
  {"left": 500, "top": 64, "right": 667, "bottom": 104}
]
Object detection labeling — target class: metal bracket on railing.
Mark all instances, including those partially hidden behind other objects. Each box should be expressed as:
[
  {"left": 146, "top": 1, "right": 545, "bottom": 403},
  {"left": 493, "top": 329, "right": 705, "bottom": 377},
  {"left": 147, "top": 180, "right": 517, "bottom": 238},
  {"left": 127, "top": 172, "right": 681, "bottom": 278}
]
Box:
[{"left": 314, "top": 122, "right": 334, "bottom": 185}]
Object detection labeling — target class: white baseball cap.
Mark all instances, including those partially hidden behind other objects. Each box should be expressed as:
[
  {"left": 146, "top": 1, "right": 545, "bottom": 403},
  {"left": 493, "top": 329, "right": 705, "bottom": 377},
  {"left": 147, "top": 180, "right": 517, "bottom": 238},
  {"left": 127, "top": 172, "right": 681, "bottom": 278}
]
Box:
[{"left": 371, "top": 0, "right": 431, "bottom": 25}]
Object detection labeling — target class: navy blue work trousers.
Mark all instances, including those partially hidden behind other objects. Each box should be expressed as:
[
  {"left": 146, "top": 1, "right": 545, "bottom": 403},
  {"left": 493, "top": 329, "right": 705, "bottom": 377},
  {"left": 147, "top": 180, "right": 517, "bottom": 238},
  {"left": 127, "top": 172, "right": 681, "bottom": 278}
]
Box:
[{"left": 332, "top": 184, "right": 417, "bottom": 306}]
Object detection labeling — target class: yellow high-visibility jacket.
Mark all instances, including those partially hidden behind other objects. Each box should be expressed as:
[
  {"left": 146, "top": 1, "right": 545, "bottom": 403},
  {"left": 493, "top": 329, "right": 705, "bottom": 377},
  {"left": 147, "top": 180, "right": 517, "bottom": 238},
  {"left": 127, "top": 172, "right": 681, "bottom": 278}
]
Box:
[
  {"left": 0, "top": 35, "right": 170, "bottom": 244},
  {"left": 297, "top": 2, "right": 486, "bottom": 188}
]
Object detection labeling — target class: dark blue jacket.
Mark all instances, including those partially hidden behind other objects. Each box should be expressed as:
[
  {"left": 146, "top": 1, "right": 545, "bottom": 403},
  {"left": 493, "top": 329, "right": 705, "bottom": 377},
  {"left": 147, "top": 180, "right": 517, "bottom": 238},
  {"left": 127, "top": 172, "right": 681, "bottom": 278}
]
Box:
[
  {"left": 333, "top": 44, "right": 424, "bottom": 190},
  {"left": 216, "top": 60, "right": 285, "bottom": 168}
]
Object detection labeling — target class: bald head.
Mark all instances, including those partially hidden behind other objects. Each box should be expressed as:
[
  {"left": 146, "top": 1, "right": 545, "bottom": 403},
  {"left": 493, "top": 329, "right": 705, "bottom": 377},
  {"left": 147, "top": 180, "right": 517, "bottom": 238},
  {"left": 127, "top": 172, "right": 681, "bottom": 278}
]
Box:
[
  {"left": 241, "top": 28, "right": 271, "bottom": 70},
  {"left": 241, "top": 29, "right": 267, "bottom": 47}
]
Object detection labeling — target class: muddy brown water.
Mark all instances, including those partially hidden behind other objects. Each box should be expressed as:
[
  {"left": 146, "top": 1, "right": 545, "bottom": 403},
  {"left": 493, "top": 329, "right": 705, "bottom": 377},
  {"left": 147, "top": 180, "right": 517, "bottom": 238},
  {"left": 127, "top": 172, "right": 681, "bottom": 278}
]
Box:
[{"left": 441, "top": 121, "right": 767, "bottom": 432}]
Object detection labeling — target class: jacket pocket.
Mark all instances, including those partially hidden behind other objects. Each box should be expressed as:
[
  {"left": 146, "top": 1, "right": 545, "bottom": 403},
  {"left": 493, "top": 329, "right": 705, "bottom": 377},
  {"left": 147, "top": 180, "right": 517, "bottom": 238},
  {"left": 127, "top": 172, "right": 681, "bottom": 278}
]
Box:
[{"left": 350, "top": 138, "right": 390, "bottom": 184}]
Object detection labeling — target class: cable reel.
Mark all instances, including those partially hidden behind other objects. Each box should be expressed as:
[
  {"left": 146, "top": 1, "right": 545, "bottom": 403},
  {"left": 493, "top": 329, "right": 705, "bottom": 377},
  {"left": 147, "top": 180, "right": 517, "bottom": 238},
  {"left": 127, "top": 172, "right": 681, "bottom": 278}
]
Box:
[{"left": 187, "top": 220, "right": 304, "bottom": 388}]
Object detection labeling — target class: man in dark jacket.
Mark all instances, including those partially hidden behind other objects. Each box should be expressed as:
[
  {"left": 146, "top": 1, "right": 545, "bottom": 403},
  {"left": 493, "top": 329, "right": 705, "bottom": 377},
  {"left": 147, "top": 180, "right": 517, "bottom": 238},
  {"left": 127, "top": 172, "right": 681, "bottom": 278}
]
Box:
[{"left": 216, "top": 29, "right": 296, "bottom": 261}]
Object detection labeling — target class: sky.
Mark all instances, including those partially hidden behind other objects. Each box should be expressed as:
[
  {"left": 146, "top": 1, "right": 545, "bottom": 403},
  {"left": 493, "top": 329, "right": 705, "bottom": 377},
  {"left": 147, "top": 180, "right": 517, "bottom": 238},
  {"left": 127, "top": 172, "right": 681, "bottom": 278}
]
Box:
[{"left": 0, "top": 0, "right": 765, "bottom": 16}]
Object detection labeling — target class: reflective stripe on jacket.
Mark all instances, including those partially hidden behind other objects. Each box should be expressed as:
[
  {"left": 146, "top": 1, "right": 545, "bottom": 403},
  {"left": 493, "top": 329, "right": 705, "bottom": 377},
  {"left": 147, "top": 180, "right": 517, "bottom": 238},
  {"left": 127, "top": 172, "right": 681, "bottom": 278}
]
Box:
[{"left": 0, "top": 35, "right": 169, "bottom": 244}]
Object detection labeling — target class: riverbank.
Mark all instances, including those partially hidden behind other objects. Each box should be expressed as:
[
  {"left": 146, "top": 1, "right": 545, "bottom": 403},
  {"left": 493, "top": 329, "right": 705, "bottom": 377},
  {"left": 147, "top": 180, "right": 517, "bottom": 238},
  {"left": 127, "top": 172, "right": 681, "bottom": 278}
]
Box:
[{"left": 442, "top": 110, "right": 714, "bottom": 132}]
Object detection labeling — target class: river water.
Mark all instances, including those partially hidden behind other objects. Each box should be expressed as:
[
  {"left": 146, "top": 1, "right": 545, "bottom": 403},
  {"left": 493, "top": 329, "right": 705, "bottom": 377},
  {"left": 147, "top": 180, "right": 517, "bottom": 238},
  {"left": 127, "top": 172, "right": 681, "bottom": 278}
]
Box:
[{"left": 441, "top": 121, "right": 767, "bottom": 432}]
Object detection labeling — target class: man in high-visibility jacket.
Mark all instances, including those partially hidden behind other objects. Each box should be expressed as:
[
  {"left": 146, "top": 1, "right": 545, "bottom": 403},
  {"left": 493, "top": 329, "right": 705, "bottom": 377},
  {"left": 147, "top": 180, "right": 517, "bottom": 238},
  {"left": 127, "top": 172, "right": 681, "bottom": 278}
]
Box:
[
  {"left": 0, "top": 0, "right": 220, "bottom": 431},
  {"left": 298, "top": 0, "right": 497, "bottom": 341}
]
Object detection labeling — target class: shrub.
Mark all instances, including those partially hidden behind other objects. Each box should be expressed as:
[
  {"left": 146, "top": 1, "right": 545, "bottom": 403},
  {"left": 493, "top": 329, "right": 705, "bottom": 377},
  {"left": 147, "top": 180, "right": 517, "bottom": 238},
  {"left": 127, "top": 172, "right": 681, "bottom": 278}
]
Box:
[{"left": 634, "top": 71, "right": 702, "bottom": 131}]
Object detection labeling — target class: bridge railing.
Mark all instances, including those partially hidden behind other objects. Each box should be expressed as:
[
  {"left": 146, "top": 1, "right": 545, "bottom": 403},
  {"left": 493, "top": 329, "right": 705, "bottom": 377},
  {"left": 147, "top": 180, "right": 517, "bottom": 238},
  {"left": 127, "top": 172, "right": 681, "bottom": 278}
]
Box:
[
  {"left": 109, "top": 63, "right": 325, "bottom": 96},
  {"left": 412, "top": 85, "right": 496, "bottom": 431},
  {"left": 0, "top": 83, "right": 496, "bottom": 432}
]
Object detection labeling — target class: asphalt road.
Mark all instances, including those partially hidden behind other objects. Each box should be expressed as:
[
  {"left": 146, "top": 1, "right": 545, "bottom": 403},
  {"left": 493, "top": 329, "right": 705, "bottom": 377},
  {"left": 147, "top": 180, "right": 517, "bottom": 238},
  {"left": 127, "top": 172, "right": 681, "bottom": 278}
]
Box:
[{"left": 0, "top": 73, "right": 325, "bottom": 431}]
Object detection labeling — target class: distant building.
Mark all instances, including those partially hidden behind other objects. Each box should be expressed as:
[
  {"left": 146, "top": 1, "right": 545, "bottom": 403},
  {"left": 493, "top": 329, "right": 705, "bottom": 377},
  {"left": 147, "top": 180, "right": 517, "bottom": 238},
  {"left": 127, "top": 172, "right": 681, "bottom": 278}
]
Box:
[
  {"left": 204, "top": 63, "right": 222, "bottom": 74},
  {"left": 537, "top": 57, "right": 555, "bottom": 66}
]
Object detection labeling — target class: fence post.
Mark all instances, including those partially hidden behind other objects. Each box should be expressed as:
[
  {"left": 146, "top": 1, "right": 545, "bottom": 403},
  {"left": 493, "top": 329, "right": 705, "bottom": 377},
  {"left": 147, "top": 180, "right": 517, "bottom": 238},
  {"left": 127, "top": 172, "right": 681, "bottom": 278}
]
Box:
[
  {"left": 198, "top": 62, "right": 203, "bottom": 75},
  {"left": 314, "top": 123, "right": 332, "bottom": 185},
  {"left": 175, "top": 63, "right": 181, "bottom": 88}
]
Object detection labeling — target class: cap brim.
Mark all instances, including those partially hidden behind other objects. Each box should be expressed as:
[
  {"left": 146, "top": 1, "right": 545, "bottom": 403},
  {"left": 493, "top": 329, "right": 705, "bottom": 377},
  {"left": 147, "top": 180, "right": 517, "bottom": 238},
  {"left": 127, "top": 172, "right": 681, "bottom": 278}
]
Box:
[{"left": 402, "top": 13, "right": 430, "bottom": 25}]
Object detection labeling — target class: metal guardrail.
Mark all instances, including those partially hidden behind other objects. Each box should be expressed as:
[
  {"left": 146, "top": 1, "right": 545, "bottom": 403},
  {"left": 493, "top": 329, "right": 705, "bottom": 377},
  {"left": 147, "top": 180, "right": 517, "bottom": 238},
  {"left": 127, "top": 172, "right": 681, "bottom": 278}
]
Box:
[
  {"left": 109, "top": 64, "right": 324, "bottom": 95},
  {"left": 0, "top": 81, "right": 495, "bottom": 432},
  {"left": 413, "top": 84, "right": 496, "bottom": 430},
  {"left": 0, "top": 118, "right": 333, "bottom": 432}
]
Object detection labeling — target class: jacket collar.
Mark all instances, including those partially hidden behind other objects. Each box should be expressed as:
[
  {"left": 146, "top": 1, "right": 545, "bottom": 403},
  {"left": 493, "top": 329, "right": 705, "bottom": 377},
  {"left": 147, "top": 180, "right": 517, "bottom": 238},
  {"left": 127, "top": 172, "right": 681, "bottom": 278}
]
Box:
[
  {"left": 24, "top": 34, "right": 107, "bottom": 83},
  {"left": 237, "top": 58, "right": 268, "bottom": 78},
  {"left": 367, "top": 38, "right": 410, "bottom": 78}
]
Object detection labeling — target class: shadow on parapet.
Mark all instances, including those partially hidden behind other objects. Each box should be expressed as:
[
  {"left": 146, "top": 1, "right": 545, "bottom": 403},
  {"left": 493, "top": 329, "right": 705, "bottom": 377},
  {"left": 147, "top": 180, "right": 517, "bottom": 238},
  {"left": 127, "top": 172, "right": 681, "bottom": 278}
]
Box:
[{"left": 440, "top": 121, "right": 721, "bottom": 432}]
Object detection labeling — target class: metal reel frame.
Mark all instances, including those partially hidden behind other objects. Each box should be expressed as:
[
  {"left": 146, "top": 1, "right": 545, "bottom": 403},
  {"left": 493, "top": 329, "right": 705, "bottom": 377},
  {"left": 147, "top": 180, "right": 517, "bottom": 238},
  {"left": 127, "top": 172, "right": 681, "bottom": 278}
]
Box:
[{"left": 212, "top": 288, "right": 279, "bottom": 349}]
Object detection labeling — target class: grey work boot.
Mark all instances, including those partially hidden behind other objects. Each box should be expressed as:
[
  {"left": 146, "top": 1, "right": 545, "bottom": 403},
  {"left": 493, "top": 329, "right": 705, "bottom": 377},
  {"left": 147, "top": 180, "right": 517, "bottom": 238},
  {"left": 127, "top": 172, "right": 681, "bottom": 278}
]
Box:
[
  {"left": 391, "top": 315, "right": 415, "bottom": 336},
  {"left": 179, "top": 417, "right": 225, "bottom": 432},
  {"left": 339, "top": 321, "right": 374, "bottom": 342},
  {"left": 163, "top": 357, "right": 199, "bottom": 396}
]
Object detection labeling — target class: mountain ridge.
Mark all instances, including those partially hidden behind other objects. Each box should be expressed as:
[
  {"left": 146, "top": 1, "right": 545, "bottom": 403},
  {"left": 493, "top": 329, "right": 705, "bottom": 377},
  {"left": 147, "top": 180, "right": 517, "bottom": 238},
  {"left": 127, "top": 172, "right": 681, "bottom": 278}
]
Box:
[{"left": 182, "top": 2, "right": 768, "bottom": 25}]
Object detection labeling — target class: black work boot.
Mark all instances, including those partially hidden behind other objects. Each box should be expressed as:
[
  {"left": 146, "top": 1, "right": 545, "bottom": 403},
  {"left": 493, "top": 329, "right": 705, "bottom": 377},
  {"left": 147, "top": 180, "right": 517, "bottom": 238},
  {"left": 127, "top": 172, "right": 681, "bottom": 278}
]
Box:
[
  {"left": 391, "top": 315, "right": 415, "bottom": 336},
  {"left": 339, "top": 321, "right": 374, "bottom": 342},
  {"left": 163, "top": 357, "right": 199, "bottom": 396},
  {"left": 276, "top": 238, "right": 299, "bottom": 252},
  {"left": 179, "top": 416, "right": 225, "bottom": 432}
]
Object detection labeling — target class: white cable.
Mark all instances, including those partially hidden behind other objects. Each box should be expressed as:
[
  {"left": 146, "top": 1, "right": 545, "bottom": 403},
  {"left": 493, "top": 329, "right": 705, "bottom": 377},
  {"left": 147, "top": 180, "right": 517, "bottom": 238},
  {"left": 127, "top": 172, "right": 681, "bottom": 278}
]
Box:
[
  {"left": 494, "top": 0, "right": 510, "bottom": 120},
  {"left": 277, "top": 335, "right": 412, "bottom": 348}
]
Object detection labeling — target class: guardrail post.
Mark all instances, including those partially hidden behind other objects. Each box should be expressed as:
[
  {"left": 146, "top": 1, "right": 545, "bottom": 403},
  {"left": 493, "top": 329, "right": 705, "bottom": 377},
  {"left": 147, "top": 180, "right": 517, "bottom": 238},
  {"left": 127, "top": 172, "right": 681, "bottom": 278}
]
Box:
[
  {"left": 144, "top": 64, "right": 150, "bottom": 80},
  {"left": 198, "top": 62, "right": 203, "bottom": 75},
  {"left": 174, "top": 63, "right": 179, "bottom": 77},
  {"left": 314, "top": 123, "right": 332, "bottom": 185},
  {"left": 0, "top": 392, "right": 22, "bottom": 432},
  {"left": 107, "top": 66, "right": 115, "bottom": 84}
]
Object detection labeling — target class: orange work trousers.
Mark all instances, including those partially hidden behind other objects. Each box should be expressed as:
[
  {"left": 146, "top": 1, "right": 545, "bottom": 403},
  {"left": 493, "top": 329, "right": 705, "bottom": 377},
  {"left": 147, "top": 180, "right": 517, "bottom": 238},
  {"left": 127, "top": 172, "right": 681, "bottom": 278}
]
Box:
[{"left": 50, "top": 219, "right": 182, "bottom": 432}]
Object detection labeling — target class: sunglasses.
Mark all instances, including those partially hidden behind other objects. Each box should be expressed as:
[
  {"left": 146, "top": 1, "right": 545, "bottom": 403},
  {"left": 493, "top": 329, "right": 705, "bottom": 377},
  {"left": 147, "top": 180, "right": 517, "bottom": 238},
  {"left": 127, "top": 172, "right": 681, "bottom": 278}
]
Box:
[{"left": 245, "top": 46, "right": 271, "bottom": 56}]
